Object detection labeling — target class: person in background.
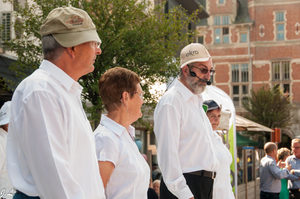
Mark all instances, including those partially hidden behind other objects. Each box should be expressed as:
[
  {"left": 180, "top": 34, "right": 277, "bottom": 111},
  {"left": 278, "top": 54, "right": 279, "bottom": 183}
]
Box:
[
  {"left": 260, "top": 142, "right": 297, "bottom": 199},
  {"left": 95, "top": 67, "right": 150, "bottom": 199},
  {"left": 0, "top": 101, "right": 14, "bottom": 199},
  {"left": 154, "top": 43, "right": 218, "bottom": 199},
  {"left": 202, "top": 100, "right": 234, "bottom": 199},
  {"left": 286, "top": 138, "right": 300, "bottom": 198},
  {"left": 152, "top": 163, "right": 162, "bottom": 181},
  {"left": 6, "top": 6, "right": 105, "bottom": 199},
  {"left": 277, "top": 147, "right": 291, "bottom": 199},
  {"left": 153, "top": 180, "right": 161, "bottom": 197}
]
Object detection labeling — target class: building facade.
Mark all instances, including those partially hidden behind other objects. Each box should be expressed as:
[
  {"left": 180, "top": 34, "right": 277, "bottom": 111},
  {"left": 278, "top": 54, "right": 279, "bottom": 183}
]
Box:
[
  {"left": 197, "top": 0, "right": 300, "bottom": 138},
  {"left": 197, "top": 1, "right": 300, "bottom": 198}
]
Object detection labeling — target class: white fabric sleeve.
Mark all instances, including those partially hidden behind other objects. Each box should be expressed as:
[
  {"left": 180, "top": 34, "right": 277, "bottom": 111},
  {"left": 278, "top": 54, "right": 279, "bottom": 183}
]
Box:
[
  {"left": 95, "top": 132, "right": 119, "bottom": 166},
  {"left": 19, "top": 91, "right": 85, "bottom": 199},
  {"left": 154, "top": 104, "right": 193, "bottom": 199}
]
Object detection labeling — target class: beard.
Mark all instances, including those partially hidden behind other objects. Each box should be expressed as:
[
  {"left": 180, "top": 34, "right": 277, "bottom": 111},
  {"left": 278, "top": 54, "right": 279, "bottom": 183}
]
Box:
[{"left": 186, "top": 77, "right": 206, "bottom": 94}]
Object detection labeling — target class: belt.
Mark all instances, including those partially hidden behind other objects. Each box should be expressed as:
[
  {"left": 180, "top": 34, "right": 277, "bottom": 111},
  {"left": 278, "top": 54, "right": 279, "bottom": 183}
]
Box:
[
  {"left": 187, "top": 170, "right": 217, "bottom": 179},
  {"left": 260, "top": 191, "right": 280, "bottom": 195},
  {"left": 290, "top": 189, "right": 300, "bottom": 193}
]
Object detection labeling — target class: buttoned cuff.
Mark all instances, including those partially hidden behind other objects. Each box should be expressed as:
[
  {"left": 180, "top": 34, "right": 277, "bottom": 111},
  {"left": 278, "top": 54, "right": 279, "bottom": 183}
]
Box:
[{"left": 176, "top": 186, "right": 193, "bottom": 199}]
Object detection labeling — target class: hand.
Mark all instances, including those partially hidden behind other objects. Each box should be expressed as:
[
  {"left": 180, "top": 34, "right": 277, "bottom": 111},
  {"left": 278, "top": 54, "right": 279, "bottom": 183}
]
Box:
[
  {"left": 277, "top": 160, "right": 286, "bottom": 168},
  {"left": 189, "top": 198, "right": 194, "bottom": 199},
  {"left": 285, "top": 162, "right": 292, "bottom": 171},
  {"left": 291, "top": 169, "right": 295, "bottom": 174}
]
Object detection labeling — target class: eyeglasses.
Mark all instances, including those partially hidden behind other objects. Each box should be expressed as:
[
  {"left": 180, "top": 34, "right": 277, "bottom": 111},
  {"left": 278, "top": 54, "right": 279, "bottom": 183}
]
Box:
[
  {"left": 131, "top": 91, "right": 145, "bottom": 99},
  {"left": 92, "top": 41, "right": 101, "bottom": 49},
  {"left": 189, "top": 64, "right": 215, "bottom": 75}
]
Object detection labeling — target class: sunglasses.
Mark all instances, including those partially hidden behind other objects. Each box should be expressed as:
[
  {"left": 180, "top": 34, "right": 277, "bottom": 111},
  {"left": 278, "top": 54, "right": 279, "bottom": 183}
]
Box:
[{"left": 189, "top": 64, "right": 215, "bottom": 75}]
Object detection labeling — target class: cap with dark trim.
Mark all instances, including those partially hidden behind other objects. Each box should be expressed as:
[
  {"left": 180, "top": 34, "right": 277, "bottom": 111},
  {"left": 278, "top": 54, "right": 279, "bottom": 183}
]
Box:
[{"left": 202, "top": 100, "right": 221, "bottom": 113}]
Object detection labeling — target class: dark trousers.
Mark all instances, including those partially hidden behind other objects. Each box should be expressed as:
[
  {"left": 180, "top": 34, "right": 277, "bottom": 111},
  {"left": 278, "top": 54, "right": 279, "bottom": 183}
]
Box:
[
  {"left": 260, "top": 191, "right": 279, "bottom": 199},
  {"left": 13, "top": 191, "right": 40, "bottom": 199},
  {"left": 289, "top": 189, "right": 300, "bottom": 199},
  {"left": 160, "top": 173, "right": 214, "bottom": 199}
]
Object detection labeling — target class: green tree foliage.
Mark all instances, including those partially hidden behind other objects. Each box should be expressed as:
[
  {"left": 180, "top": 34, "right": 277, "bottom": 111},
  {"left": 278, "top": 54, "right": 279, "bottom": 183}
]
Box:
[
  {"left": 242, "top": 86, "right": 294, "bottom": 128},
  {"left": 2, "top": 0, "right": 202, "bottom": 126}
]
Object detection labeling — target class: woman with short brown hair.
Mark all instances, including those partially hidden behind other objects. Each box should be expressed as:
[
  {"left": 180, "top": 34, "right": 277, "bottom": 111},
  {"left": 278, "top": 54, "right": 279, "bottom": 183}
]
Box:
[{"left": 94, "top": 67, "right": 150, "bottom": 199}]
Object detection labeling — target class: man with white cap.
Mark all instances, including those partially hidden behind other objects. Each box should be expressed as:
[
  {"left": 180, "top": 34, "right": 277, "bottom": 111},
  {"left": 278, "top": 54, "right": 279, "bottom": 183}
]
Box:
[
  {"left": 0, "top": 101, "right": 14, "bottom": 198},
  {"left": 7, "top": 6, "right": 105, "bottom": 199},
  {"left": 154, "top": 43, "right": 219, "bottom": 199}
]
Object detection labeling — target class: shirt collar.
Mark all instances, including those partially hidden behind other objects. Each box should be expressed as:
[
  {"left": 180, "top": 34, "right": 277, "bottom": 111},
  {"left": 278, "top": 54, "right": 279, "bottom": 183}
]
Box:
[
  {"left": 100, "top": 115, "right": 135, "bottom": 138},
  {"left": 39, "top": 60, "right": 76, "bottom": 91},
  {"left": 174, "top": 79, "right": 203, "bottom": 102},
  {"left": 292, "top": 155, "right": 300, "bottom": 160},
  {"left": 266, "top": 155, "right": 276, "bottom": 161}
]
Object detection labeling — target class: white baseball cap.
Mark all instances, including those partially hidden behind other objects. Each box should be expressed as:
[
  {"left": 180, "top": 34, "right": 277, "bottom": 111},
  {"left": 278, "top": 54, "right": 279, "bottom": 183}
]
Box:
[
  {"left": 180, "top": 43, "right": 211, "bottom": 68},
  {"left": 0, "top": 101, "right": 11, "bottom": 126}
]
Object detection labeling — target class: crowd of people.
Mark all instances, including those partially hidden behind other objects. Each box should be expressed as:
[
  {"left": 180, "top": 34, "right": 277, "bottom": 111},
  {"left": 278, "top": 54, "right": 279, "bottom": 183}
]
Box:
[
  {"left": 260, "top": 139, "right": 300, "bottom": 199},
  {"left": 0, "top": 5, "right": 257, "bottom": 199}
]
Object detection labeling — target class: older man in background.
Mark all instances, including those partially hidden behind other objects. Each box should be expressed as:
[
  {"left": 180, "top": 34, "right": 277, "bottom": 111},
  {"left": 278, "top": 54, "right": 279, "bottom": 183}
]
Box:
[{"left": 286, "top": 138, "right": 300, "bottom": 199}]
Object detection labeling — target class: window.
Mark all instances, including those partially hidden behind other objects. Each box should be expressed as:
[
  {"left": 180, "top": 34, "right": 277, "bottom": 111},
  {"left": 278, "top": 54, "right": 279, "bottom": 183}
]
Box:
[
  {"left": 240, "top": 33, "right": 247, "bottom": 43},
  {"left": 275, "top": 11, "right": 285, "bottom": 40},
  {"left": 198, "top": 36, "right": 203, "bottom": 44},
  {"left": 219, "top": 0, "right": 224, "bottom": 3},
  {"left": 214, "top": 16, "right": 230, "bottom": 44},
  {"left": 231, "top": 64, "right": 249, "bottom": 107},
  {"left": 272, "top": 61, "right": 290, "bottom": 97},
  {"left": 1, "top": 12, "right": 11, "bottom": 42}
]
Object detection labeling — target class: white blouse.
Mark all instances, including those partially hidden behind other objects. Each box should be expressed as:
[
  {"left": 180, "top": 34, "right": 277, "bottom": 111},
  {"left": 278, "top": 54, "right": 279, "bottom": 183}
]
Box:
[
  {"left": 94, "top": 115, "right": 150, "bottom": 199},
  {"left": 213, "top": 132, "right": 235, "bottom": 199}
]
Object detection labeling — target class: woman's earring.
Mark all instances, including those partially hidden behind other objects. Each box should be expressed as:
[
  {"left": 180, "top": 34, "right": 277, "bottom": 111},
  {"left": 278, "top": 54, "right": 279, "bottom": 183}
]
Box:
[{"left": 127, "top": 107, "right": 129, "bottom": 115}]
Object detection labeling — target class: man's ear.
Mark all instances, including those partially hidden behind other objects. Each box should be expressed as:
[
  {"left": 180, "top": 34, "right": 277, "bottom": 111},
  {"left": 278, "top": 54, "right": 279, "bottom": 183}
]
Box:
[
  {"left": 181, "top": 65, "right": 189, "bottom": 77},
  {"left": 66, "top": 47, "right": 76, "bottom": 58}
]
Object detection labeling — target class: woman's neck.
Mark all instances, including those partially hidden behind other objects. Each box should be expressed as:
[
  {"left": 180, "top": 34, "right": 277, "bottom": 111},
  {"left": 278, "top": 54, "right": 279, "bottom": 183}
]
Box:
[{"left": 106, "top": 110, "right": 131, "bottom": 130}]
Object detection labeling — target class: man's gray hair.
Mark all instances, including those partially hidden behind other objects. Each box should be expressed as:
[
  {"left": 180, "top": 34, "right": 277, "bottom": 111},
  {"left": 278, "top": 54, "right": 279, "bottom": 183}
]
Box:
[
  {"left": 179, "top": 63, "right": 195, "bottom": 78},
  {"left": 41, "top": 35, "right": 65, "bottom": 61}
]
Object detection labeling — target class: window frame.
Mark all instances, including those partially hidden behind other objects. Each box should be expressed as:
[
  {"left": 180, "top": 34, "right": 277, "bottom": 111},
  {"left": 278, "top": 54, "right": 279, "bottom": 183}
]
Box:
[
  {"left": 275, "top": 11, "right": 285, "bottom": 41},
  {"left": 272, "top": 61, "right": 291, "bottom": 98},
  {"left": 240, "top": 32, "right": 248, "bottom": 43},
  {"left": 231, "top": 63, "right": 250, "bottom": 107},
  {"left": 213, "top": 15, "right": 230, "bottom": 44},
  {"left": 1, "top": 11, "right": 12, "bottom": 42}
]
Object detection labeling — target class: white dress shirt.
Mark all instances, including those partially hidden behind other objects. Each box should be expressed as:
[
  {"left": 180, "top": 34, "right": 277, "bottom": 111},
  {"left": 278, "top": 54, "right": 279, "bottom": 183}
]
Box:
[
  {"left": 213, "top": 133, "right": 234, "bottom": 199},
  {"left": 154, "top": 79, "right": 219, "bottom": 198},
  {"left": 94, "top": 115, "right": 150, "bottom": 199},
  {"left": 6, "top": 60, "right": 105, "bottom": 199},
  {"left": 0, "top": 128, "right": 14, "bottom": 198}
]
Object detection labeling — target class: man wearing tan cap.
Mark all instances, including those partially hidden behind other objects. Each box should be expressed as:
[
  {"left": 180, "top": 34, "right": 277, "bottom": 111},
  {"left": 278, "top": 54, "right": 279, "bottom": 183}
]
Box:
[
  {"left": 6, "top": 6, "right": 105, "bottom": 199},
  {"left": 154, "top": 43, "right": 219, "bottom": 199}
]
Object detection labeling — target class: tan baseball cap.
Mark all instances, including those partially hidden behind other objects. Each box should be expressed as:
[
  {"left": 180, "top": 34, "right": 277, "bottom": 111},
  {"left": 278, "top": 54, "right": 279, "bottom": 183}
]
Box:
[
  {"left": 180, "top": 43, "right": 211, "bottom": 68},
  {"left": 40, "top": 6, "right": 101, "bottom": 47}
]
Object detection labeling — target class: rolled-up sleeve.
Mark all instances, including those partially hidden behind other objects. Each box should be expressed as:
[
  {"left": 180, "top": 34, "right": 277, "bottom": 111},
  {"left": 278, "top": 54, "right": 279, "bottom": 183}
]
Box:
[
  {"left": 154, "top": 104, "right": 193, "bottom": 199},
  {"left": 95, "top": 131, "right": 118, "bottom": 166}
]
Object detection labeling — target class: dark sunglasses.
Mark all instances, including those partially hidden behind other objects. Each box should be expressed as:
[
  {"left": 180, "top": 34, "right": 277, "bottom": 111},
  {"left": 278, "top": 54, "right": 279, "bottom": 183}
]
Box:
[{"left": 189, "top": 64, "right": 215, "bottom": 75}]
